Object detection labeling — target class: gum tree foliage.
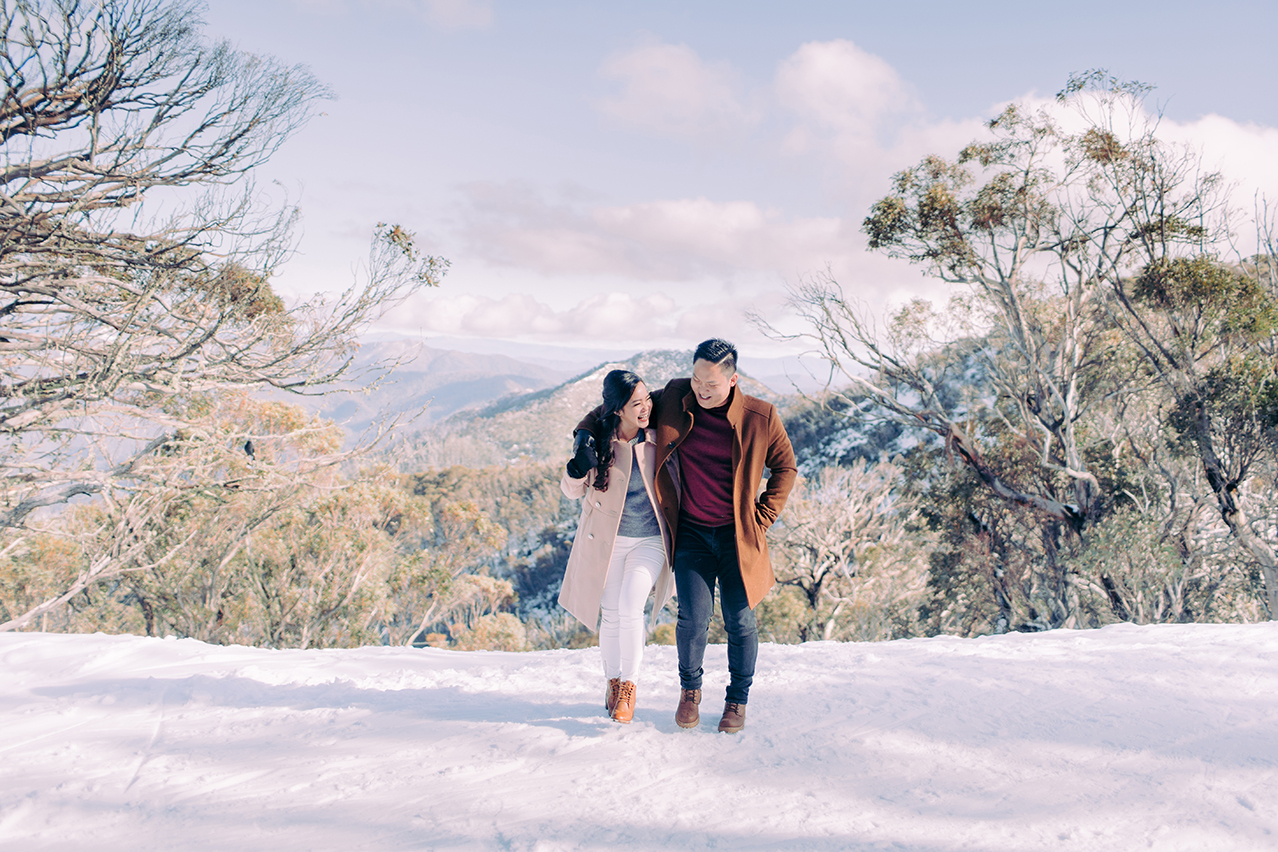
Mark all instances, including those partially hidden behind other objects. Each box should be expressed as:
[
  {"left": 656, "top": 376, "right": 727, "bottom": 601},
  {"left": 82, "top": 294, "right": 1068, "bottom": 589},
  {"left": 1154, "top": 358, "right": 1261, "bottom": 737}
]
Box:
[
  {"left": 0, "top": 0, "right": 446, "bottom": 631},
  {"left": 0, "top": 393, "right": 524, "bottom": 650},
  {"left": 904, "top": 424, "right": 1259, "bottom": 637},
  {"left": 384, "top": 498, "right": 506, "bottom": 647},
  {"left": 1045, "top": 75, "right": 1278, "bottom": 617},
  {"left": 768, "top": 71, "right": 1278, "bottom": 624},
  {"left": 1109, "top": 249, "right": 1278, "bottom": 616}
]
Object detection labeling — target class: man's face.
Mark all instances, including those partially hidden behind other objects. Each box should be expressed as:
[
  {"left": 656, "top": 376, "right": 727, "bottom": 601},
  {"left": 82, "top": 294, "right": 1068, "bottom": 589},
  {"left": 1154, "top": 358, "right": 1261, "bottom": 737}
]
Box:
[{"left": 691, "top": 359, "right": 737, "bottom": 409}]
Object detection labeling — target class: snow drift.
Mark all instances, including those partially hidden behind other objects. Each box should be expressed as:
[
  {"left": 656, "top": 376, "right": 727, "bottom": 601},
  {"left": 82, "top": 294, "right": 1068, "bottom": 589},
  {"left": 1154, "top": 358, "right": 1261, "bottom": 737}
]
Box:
[{"left": 2, "top": 623, "right": 1275, "bottom": 850}]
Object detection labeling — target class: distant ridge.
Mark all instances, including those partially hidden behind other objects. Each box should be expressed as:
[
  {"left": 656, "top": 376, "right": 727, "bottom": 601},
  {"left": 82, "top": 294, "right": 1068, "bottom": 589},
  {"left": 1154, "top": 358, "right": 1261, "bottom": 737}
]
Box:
[
  {"left": 392, "top": 349, "right": 790, "bottom": 470},
  {"left": 299, "top": 340, "right": 573, "bottom": 442}
]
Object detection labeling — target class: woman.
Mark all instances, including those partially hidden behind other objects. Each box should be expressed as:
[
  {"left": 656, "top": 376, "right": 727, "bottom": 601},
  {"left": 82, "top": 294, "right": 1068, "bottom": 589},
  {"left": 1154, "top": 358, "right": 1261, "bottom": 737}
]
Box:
[{"left": 559, "top": 369, "right": 675, "bottom": 724}]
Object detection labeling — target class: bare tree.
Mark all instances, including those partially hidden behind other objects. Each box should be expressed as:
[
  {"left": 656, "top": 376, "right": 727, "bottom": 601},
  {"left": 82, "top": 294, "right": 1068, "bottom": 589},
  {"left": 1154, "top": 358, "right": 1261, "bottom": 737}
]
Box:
[
  {"left": 0, "top": 1, "right": 446, "bottom": 630},
  {"left": 770, "top": 462, "right": 927, "bottom": 641}
]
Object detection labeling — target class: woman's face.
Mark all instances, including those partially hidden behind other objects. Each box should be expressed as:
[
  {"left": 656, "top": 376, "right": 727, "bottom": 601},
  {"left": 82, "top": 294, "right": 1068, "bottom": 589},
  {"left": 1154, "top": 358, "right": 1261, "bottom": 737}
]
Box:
[{"left": 616, "top": 382, "right": 652, "bottom": 437}]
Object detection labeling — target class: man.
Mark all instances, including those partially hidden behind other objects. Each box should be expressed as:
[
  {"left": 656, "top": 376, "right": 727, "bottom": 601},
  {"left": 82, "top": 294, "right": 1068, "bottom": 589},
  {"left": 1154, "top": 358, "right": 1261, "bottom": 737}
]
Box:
[{"left": 571, "top": 339, "right": 796, "bottom": 732}]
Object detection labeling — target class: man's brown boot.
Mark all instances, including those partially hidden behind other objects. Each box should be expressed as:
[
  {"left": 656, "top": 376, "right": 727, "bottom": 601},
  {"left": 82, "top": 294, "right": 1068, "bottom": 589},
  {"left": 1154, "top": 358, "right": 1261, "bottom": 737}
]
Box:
[
  {"left": 675, "top": 688, "right": 701, "bottom": 729},
  {"left": 612, "top": 680, "right": 636, "bottom": 723},
  {"left": 605, "top": 677, "right": 620, "bottom": 713},
  {"left": 718, "top": 701, "right": 746, "bottom": 734}
]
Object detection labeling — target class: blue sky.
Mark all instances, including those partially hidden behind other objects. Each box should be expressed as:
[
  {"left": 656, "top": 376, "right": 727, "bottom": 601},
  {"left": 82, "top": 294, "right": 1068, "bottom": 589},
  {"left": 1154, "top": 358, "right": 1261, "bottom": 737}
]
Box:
[{"left": 204, "top": 0, "right": 1278, "bottom": 354}]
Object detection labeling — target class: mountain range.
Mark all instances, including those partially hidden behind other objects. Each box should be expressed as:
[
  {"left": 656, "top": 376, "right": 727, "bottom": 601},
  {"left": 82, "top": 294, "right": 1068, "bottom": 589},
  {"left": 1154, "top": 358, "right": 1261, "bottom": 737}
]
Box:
[
  {"left": 296, "top": 339, "right": 575, "bottom": 442},
  {"left": 293, "top": 337, "right": 904, "bottom": 473},
  {"left": 384, "top": 348, "right": 788, "bottom": 470}
]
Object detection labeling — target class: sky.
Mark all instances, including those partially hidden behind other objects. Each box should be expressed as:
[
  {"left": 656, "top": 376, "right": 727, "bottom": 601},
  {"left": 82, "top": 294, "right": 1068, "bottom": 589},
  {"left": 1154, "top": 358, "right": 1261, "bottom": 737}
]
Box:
[
  {"left": 5, "top": 623, "right": 1277, "bottom": 849},
  {"left": 202, "top": 0, "right": 1278, "bottom": 356}
]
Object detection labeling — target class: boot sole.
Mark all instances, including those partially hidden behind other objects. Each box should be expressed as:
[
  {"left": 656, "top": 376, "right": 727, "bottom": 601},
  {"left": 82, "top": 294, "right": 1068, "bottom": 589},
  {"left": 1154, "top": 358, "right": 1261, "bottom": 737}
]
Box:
[{"left": 675, "top": 717, "right": 699, "bottom": 729}]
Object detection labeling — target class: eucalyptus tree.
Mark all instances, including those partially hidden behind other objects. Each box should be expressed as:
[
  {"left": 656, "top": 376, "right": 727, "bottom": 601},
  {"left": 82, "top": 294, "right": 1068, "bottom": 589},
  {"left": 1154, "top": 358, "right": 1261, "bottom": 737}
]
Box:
[
  {"left": 769, "top": 73, "right": 1265, "bottom": 625},
  {"left": 0, "top": 0, "right": 446, "bottom": 631},
  {"left": 1107, "top": 250, "right": 1278, "bottom": 614}
]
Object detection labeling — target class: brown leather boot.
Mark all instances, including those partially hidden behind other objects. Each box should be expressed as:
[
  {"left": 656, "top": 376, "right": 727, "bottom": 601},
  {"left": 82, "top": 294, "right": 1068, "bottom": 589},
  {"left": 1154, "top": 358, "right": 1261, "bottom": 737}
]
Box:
[
  {"left": 718, "top": 701, "right": 745, "bottom": 733},
  {"left": 675, "top": 688, "right": 701, "bottom": 729},
  {"left": 605, "top": 677, "right": 620, "bottom": 713},
  {"left": 612, "top": 680, "right": 636, "bottom": 723}
]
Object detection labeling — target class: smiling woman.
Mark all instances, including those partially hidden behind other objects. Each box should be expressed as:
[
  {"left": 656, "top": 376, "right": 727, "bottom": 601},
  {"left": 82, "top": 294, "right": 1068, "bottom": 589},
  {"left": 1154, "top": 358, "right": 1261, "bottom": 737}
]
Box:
[{"left": 558, "top": 369, "right": 674, "bottom": 724}]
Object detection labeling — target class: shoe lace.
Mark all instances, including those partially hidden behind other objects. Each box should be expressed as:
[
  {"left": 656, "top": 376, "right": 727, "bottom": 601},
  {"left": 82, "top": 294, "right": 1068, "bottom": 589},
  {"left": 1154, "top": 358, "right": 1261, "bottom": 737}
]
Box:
[{"left": 618, "top": 681, "right": 636, "bottom": 703}]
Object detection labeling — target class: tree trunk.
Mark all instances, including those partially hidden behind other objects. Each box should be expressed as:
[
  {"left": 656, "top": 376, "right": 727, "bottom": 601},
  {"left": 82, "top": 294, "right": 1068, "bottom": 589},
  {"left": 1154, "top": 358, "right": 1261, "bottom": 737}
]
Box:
[{"left": 1193, "top": 412, "right": 1278, "bottom": 619}]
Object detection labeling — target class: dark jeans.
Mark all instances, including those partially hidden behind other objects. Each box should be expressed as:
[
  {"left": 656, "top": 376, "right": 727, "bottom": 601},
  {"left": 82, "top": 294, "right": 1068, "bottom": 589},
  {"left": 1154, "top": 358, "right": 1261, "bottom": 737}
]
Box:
[{"left": 673, "top": 520, "right": 758, "bottom": 704}]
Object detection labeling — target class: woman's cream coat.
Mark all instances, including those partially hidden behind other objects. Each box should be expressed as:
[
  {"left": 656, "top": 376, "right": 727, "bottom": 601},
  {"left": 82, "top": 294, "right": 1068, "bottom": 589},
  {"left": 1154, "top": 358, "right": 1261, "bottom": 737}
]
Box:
[{"left": 558, "top": 428, "right": 676, "bottom": 631}]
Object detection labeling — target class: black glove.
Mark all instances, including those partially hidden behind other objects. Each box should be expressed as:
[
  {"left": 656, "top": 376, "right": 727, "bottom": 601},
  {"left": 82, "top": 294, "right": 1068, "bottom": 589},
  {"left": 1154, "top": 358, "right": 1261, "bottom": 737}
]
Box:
[{"left": 565, "top": 430, "right": 598, "bottom": 479}]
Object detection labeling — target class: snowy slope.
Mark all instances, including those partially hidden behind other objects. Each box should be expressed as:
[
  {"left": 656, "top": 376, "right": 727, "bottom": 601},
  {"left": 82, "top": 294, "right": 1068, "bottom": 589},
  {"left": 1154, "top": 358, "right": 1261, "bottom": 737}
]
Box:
[{"left": 2, "top": 624, "right": 1276, "bottom": 851}]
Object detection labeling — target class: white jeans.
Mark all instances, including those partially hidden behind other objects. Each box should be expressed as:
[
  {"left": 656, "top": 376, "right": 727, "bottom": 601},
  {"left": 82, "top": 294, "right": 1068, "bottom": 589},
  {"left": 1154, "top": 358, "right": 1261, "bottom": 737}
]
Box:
[{"left": 599, "top": 535, "right": 664, "bottom": 683}]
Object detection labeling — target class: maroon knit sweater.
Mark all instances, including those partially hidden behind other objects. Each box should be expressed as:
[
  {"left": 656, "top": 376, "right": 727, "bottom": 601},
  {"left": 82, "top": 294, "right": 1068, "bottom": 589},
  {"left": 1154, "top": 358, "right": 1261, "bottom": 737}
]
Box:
[{"left": 678, "top": 391, "right": 735, "bottom": 527}]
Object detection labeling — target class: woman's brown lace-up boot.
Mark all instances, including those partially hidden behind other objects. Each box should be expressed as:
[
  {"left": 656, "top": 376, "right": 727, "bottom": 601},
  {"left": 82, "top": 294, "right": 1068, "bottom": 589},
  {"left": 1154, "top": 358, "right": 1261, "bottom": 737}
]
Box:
[
  {"left": 611, "top": 680, "right": 637, "bottom": 723},
  {"left": 605, "top": 677, "right": 620, "bottom": 713}
]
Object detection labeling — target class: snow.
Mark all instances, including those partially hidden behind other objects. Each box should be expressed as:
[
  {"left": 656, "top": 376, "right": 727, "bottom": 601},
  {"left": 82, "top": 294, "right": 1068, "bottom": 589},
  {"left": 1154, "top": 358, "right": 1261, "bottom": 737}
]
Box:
[{"left": 2, "top": 624, "right": 1277, "bottom": 851}]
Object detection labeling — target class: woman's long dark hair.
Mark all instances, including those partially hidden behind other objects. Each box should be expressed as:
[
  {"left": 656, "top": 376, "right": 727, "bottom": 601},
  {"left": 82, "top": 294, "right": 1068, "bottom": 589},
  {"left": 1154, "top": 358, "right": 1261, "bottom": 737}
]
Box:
[{"left": 592, "top": 369, "right": 644, "bottom": 492}]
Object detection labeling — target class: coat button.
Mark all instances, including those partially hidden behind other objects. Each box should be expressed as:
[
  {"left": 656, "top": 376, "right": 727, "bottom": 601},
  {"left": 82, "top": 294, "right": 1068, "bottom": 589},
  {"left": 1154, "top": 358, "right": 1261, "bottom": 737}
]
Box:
[
  {"left": 594, "top": 501, "right": 601, "bottom": 507},
  {"left": 587, "top": 533, "right": 594, "bottom": 539}
]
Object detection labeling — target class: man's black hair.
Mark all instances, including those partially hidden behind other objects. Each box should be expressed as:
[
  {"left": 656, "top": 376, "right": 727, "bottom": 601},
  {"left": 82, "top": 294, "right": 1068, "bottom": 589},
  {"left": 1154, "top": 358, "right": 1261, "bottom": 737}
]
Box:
[{"left": 693, "top": 338, "right": 737, "bottom": 375}]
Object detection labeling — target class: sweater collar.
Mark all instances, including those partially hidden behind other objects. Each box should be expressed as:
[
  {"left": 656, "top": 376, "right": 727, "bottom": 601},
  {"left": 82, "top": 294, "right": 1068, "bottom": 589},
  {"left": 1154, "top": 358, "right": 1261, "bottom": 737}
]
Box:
[
  {"left": 682, "top": 383, "right": 743, "bottom": 423},
  {"left": 614, "top": 426, "right": 654, "bottom": 446}
]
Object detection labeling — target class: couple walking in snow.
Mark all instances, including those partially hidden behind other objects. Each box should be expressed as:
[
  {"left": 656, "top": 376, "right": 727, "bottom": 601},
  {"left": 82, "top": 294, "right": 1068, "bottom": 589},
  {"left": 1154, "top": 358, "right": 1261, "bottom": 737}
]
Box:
[{"left": 558, "top": 339, "right": 797, "bottom": 732}]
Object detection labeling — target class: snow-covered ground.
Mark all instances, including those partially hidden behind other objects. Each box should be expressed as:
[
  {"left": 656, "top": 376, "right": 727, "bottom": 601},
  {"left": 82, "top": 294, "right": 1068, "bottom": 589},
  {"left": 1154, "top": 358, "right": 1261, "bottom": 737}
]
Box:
[{"left": 2, "top": 624, "right": 1276, "bottom": 851}]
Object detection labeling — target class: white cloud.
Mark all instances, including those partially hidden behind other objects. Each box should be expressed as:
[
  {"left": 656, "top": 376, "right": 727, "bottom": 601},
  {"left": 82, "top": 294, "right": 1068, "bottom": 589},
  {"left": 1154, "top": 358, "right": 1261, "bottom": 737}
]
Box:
[
  {"left": 774, "top": 39, "right": 922, "bottom": 156},
  {"left": 596, "top": 42, "right": 757, "bottom": 138},
  {"left": 1161, "top": 114, "right": 1278, "bottom": 217},
  {"left": 385, "top": 286, "right": 832, "bottom": 356},
  {"left": 591, "top": 38, "right": 984, "bottom": 194},
  {"left": 391, "top": 291, "right": 681, "bottom": 343},
  {"left": 456, "top": 182, "right": 858, "bottom": 282}
]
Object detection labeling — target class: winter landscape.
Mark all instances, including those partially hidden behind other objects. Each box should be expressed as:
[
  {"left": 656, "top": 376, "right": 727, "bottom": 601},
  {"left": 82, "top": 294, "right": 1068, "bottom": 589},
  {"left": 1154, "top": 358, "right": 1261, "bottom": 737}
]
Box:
[
  {"left": 4, "top": 623, "right": 1277, "bottom": 851},
  {"left": 6, "top": 3, "right": 1278, "bottom": 851}
]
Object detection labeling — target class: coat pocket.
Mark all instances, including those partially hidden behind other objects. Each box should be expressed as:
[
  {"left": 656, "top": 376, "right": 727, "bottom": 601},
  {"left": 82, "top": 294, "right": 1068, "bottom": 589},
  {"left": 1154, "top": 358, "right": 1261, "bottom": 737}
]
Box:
[
  {"left": 578, "top": 494, "right": 620, "bottom": 542},
  {"left": 752, "top": 504, "right": 774, "bottom": 532},
  {"left": 582, "top": 495, "right": 620, "bottom": 520}
]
